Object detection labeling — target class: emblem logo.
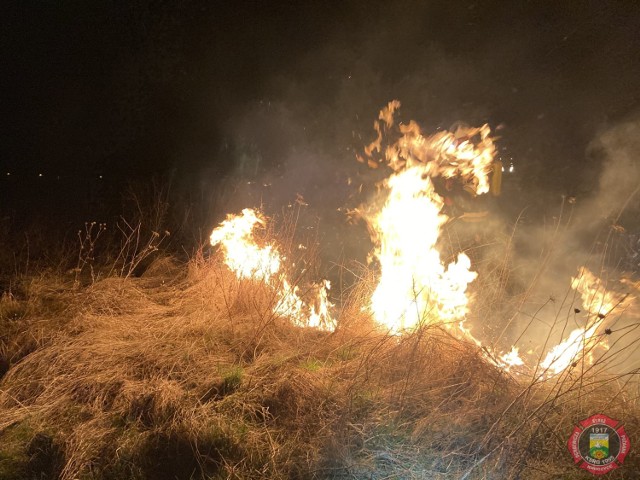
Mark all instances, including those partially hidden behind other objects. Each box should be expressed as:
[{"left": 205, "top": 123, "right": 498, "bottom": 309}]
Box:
[{"left": 568, "top": 414, "right": 631, "bottom": 475}]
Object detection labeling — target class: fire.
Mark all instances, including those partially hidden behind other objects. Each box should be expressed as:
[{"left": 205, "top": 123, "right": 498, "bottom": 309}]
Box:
[
  {"left": 498, "top": 346, "right": 525, "bottom": 372},
  {"left": 208, "top": 103, "right": 634, "bottom": 379},
  {"left": 360, "top": 101, "right": 495, "bottom": 333},
  {"left": 368, "top": 166, "right": 473, "bottom": 330},
  {"left": 539, "top": 267, "right": 630, "bottom": 375},
  {"left": 210, "top": 208, "right": 280, "bottom": 281},
  {"left": 210, "top": 209, "right": 335, "bottom": 331},
  {"left": 359, "top": 100, "right": 495, "bottom": 193},
  {"left": 540, "top": 325, "right": 599, "bottom": 375},
  {"left": 357, "top": 102, "right": 635, "bottom": 377}
]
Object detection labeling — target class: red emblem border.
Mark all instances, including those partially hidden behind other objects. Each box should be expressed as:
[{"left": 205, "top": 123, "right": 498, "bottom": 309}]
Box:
[{"left": 567, "top": 414, "right": 631, "bottom": 475}]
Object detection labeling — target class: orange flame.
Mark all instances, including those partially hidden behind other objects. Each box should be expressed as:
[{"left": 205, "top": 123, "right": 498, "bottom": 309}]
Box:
[
  {"left": 360, "top": 101, "right": 494, "bottom": 333},
  {"left": 358, "top": 102, "right": 640, "bottom": 377},
  {"left": 209, "top": 208, "right": 280, "bottom": 281},
  {"left": 540, "top": 267, "right": 630, "bottom": 375},
  {"left": 210, "top": 209, "right": 335, "bottom": 331}
]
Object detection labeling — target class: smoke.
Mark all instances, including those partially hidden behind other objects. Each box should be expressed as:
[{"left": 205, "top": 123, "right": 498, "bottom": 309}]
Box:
[
  {"left": 543, "top": 116, "right": 640, "bottom": 272},
  {"left": 484, "top": 116, "right": 640, "bottom": 366},
  {"left": 185, "top": 3, "right": 640, "bottom": 353},
  {"left": 583, "top": 118, "right": 640, "bottom": 226}
]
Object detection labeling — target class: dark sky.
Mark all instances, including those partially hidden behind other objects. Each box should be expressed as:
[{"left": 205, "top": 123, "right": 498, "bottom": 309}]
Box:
[{"left": 2, "top": 1, "right": 640, "bottom": 219}]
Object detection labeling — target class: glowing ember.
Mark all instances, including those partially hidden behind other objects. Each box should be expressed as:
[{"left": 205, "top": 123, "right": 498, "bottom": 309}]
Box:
[
  {"left": 540, "top": 267, "right": 629, "bottom": 375},
  {"left": 210, "top": 209, "right": 335, "bottom": 331},
  {"left": 360, "top": 101, "right": 495, "bottom": 333}
]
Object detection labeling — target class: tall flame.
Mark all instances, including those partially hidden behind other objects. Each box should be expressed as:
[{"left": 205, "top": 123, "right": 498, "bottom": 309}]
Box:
[
  {"left": 210, "top": 209, "right": 335, "bottom": 331},
  {"left": 357, "top": 102, "right": 639, "bottom": 377},
  {"left": 360, "top": 101, "right": 495, "bottom": 333}
]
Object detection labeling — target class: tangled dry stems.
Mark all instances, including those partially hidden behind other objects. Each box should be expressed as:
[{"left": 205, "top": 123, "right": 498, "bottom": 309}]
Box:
[{"left": 0, "top": 253, "right": 638, "bottom": 479}]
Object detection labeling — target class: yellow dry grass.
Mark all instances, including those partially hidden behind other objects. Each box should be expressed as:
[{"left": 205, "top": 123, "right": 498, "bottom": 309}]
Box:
[{"left": 0, "top": 252, "right": 639, "bottom": 479}]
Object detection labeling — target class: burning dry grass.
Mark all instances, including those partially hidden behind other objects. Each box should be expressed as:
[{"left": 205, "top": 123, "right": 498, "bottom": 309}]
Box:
[{"left": 0, "top": 254, "right": 639, "bottom": 479}]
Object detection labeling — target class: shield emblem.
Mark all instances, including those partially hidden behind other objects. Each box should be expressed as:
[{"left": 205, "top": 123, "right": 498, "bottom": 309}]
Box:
[{"left": 589, "top": 433, "right": 609, "bottom": 460}]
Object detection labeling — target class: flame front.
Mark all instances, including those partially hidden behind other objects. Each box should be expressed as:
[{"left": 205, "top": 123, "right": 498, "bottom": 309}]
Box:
[
  {"left": 540, "top": 267, "right": 630, "bottom": 375},
  {"left": 359, "top": 102, "right": 635, "bottom": 376},
  {"left": 210, "top": 208, "right": 280, "bottom": 281},
  {"left": 360, "top": 101, "right": 495, "bottom": 333},
  {"left": 210, "top": 209, "right": 335, "bottom": 331},
  {"left": 209, "top": 103, "right": 634, "bottom": 378},
  {"left": 499, "top": 347, "right": 525, "bottom": 372}
]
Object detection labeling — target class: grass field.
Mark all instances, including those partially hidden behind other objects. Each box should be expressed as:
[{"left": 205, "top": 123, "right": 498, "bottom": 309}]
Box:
[{"left": 1, "top": 226, "right": 639, "bottom": 480}]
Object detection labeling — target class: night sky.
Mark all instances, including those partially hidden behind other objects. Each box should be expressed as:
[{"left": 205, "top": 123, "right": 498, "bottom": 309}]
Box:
[{"left": 3, "top": 1, "right": 640, "bottom": 232}]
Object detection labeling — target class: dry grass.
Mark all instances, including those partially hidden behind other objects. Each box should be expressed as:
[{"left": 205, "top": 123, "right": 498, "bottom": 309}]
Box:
[{"left": 0, "top": 248, "right": 639, "bottom": 479}]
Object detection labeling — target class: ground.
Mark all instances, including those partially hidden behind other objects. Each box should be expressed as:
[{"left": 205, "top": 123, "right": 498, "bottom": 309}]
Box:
[{"left": 1, "top": 251, "right": 638, "bottom": 480}]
